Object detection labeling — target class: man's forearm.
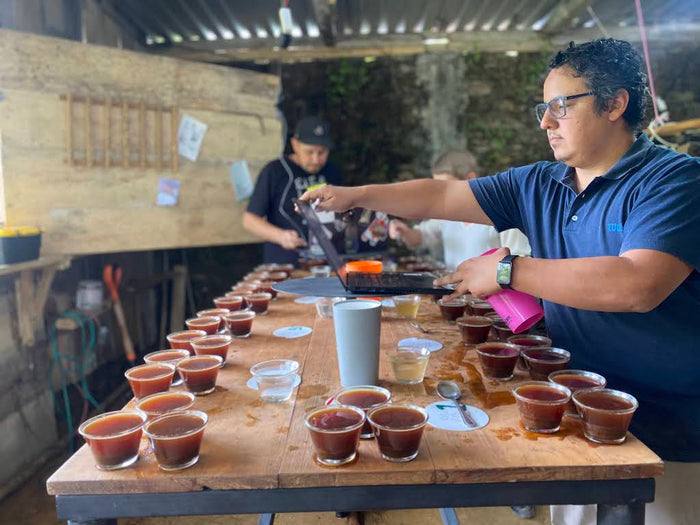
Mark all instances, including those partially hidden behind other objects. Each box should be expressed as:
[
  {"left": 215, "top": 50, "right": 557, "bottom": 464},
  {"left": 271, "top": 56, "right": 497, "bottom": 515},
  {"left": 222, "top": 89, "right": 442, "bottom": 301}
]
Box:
[
  {"left": 512, "top": 254, "right": 687, "bottom": 313},
  {"left": 358, "top": 180, "right": 492, "bottom": 224}
]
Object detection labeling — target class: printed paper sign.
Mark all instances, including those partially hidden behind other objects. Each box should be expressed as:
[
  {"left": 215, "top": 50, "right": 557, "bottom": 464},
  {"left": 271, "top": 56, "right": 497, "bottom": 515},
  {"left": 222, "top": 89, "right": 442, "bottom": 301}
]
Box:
[
  {"left": 425, "top": 401, "right": 489, "bottom": 431},
  {"left": 177, "top": 114, "right": 207, "bottom": 161},
  {"left": 156, "top": 178, "right": 180, "bottom": 206},
  {"left": 230, "top": 160, "right": 254, "bottom": 201},
  {"left": 273, "top": 326, "right": 312, "bottom": 338}
]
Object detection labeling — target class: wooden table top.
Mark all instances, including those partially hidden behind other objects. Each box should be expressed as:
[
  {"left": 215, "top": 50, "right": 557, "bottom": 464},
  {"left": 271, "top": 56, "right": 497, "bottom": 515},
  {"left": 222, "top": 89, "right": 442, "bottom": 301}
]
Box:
[{"left": 47, "top": 292, "right": 663, "bottom": 496}]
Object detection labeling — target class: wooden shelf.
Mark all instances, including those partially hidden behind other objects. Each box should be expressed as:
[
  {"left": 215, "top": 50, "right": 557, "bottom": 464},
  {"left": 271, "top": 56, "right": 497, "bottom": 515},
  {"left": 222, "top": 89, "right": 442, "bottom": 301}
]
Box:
[{"left": 0, "top": 256, "right": 72, "bottom": 346}]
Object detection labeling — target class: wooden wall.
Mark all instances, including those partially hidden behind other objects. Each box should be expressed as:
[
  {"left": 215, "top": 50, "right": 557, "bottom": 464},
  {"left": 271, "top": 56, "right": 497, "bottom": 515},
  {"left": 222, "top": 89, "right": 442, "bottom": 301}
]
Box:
[{"left": 0, "top": 29, "right": 281, "bottom": 255}]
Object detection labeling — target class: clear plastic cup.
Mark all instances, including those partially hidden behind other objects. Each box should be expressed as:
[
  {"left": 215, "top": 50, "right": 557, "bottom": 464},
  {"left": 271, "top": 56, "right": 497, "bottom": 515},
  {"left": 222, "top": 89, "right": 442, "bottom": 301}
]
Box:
[
  {"left": 78, "top": 410, "right": 146, "bottom": 470},
  {"left": 513, "top": 381, "right": 571, "bottom": 433},
  {"left": 310, "top": 265, "right": 331, "bottom": 278},
  {"left": 143, "top": 349, "right": 190, "bottom": 386},
  {"left": 305, "top": 405, "right": 365, "bottom": 466},
  {"left": 368, "top": 404, "right": 428, "bottom": 462},
  {"left": 190, "top": 334, "right": 232, "bottom": 367},
  {"left": 572, "top": 388, "right": 638, "bottom": 444},
  {"left": 315, "top": 297, "right": 345, "bottom": 318},
  {"left": 387, "top": 347, "right": 430, "bottom": 384},
  {"left": 135, "top": 391, "right": 195, "bottom": 421},
  {"left": 250, "top": 359, "right": 300, "bottom": 402},
  {"left": 393, "top": 294, "right": 421, "bottom": 319},
  {"left": 144, "top": 410, "right": 208, "bottom": 471}
]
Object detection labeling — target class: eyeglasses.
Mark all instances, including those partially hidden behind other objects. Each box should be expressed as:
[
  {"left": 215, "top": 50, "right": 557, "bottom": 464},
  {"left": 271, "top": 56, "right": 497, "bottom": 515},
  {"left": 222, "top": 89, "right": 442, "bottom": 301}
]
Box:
[{"left": 534, "top": 91, "right": 595, "bottom": 123}]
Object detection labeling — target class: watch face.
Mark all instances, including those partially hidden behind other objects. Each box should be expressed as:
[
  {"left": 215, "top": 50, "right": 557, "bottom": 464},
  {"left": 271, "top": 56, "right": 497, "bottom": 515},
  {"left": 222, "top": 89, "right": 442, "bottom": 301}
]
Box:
[{"left": 496, "top": 261, "right": 512, "bottom": 285}]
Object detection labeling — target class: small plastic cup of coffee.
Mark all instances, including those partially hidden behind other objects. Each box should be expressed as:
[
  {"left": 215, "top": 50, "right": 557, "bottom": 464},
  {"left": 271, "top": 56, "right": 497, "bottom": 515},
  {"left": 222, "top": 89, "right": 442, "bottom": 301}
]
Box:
[
  {"left": 144, "top": 410, "right": 208, "bottom": 471},
  {"left": 387, "top": 346, "right": 430, "bottom": 384},
  {"left": 250, "top": 359, "right": 300, "bottom": 402},
  {"left": 457, "top": 315, "right": 494, "bottom": 345},
  {"left": 521, "top": 347, "right": 571, "bottom": 380},
  {"left": 196, "top": 309, "right": 229, "bottom": 331},
  {"left": 143, "top": 349, "right": 190, "bottom": 386},
  {"left": 475, "top": 342, "right": 520, "bottom": 381},
  {"left": 166, "top": 329, "right": 207, "bottom": 355},
  {"left": 437, "top": 297, "right": 467, "bottom": 322},
  {"left": 507, "top": 334, "right": 553, "bottom": 370},
  {"left": 393, "top": 294, "right": 421, "bottom": 319},
  {"left": 222, "top": 310, "right": 256, "bottom": 338},
  {"left": 513, "top": 381, "right": 571, "bottom": 433},
  {"left": 467, "top": 298, "right": 495, "bottom": 317},
  {"left": 190, "top": 334, "right": 232, "bottom": 367},
  {"left": 185, "top": 316, "right": 220, "bottom": 335},
  {"left": 333, "top": 385, "right": 392, "bottom": 439},
  {"left": 78, "top": 410, "right": 146, "bottom": 470},
  {"left": 247, "top": 292, "right": 273, "bottom": 315},
  {"left": 124, "top": 363, "right": 175, "bottom": 399},
  {"left": 213, "top": 295, "right": 245, "bottom": 311},
  {"left": 572, "top": 388, "right": 638, "bottom": 444},
  {"left": 268, "top": 271, "right": 290, "bottom": 282},
  {"left": 548, "top": 369, "right": 607, "bottom": 418},
  {"left": 304, "top": 405, "right": 365, "bottom": 466},
  {"left": 368, "top": 403, "right": 428, "bottom": 462},
  {"left": 135, "top": 391, "right": 195, "bottom": 421},
  {"left": 177, "top": 355, "right": 223, "bottom": 396}
]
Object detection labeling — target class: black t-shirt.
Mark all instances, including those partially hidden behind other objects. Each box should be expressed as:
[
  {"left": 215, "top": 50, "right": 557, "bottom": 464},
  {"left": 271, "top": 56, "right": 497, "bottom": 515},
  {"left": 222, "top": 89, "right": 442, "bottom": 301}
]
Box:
[{"left": 246, "top": 156, "right": 342, "bottom": 265}]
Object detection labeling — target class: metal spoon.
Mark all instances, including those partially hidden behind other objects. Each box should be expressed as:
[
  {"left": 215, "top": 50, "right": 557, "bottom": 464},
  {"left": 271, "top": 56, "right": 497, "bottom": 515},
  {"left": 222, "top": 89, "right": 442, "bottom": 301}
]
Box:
[
  {"left": 408, "top": 321, "right": 431, "bottom": 334},
  {"left": 437, "top": 380, "right": 478, "bottom": 428}
]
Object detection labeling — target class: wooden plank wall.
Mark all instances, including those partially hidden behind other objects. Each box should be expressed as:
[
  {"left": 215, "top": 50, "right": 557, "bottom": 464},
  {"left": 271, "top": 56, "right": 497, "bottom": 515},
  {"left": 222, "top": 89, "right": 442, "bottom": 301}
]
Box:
[{"left": 0, "top": 29, "right": 281, "bottom": 255}]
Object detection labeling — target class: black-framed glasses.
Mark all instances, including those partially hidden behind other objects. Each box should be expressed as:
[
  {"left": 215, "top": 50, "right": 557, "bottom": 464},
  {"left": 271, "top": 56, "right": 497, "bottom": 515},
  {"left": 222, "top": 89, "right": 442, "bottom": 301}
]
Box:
[{"left": 534, "top": 91, "right": 595, "bottom": 123}]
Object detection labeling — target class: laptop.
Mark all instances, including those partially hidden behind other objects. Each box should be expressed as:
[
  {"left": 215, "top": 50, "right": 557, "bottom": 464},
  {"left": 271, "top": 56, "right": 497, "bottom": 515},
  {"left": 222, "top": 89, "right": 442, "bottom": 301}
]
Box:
[{"left": 296, "top": 199, "right": 451, "bottom": 296}]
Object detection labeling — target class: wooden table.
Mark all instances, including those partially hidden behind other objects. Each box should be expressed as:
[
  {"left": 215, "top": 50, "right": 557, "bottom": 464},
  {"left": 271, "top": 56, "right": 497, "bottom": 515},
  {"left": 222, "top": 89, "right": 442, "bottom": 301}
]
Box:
[{"left": 47, "top": 294, "right": 663, "bottom": 525}]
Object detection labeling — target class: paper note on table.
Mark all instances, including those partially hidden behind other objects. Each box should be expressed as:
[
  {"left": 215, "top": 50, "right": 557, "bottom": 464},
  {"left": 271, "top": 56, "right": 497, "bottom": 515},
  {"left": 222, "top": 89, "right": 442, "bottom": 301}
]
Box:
[
  {"left": 230, "top": 160, "right": 254, "bottom": 201},
  {"left": 177, "top": 114, "right": 207, "bottom": 161},
  {"left": 156, "top": 178, "right": 180, "bottom": 206}
]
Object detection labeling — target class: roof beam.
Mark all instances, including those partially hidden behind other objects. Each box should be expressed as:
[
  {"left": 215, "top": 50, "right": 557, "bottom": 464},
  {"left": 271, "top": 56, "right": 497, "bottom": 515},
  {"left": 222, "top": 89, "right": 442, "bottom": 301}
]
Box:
[
  {"left": 541, "top": 0, "right": 589, "bottom": 35},
  {"left": 312, "top": 0, "right": 337, "bottom": 47}
]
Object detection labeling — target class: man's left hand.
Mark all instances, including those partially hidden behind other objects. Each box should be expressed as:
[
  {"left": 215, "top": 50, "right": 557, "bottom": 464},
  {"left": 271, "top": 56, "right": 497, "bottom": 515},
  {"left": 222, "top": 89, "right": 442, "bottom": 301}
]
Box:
[{"left": 434, "top": 247, "right": 510, "bottom": 301}]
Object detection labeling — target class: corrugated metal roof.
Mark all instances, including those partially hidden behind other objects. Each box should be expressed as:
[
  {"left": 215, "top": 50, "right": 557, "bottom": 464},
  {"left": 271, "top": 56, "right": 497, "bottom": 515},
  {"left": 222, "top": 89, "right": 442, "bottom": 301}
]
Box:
[{"left": 100, "top": 0, "right": 700, "bottom": 60}]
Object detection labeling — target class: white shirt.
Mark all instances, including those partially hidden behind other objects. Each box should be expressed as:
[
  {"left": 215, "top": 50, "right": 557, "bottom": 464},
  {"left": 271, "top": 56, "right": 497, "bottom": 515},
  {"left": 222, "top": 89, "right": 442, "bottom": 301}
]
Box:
[{"left": 415, "top": 219, "right": 531, "bottom": 270}]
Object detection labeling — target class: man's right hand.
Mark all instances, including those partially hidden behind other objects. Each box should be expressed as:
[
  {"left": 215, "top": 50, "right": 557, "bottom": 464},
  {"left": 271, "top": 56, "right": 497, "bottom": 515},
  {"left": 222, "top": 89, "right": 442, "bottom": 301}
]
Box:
[
  {"left": 279, "top": 229, "right": 307, "bottom": 250},
  {"left": 299, "top": 185, "right": 360, "bottom": 213}
]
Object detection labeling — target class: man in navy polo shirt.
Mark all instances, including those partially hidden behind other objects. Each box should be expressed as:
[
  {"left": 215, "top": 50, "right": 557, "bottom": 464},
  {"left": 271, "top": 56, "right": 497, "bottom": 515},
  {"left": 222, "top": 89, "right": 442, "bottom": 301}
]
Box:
[{"left": 302, "top": 39, "right": 699, "bottom": 523}]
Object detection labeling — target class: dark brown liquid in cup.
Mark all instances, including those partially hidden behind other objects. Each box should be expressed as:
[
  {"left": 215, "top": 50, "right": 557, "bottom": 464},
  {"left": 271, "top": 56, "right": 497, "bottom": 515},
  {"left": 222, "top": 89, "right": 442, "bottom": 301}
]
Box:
[
  {"left": 337, "top": 389, "right": 389, "bottom": 436},
  {"left": 179, "top": 360, "right": 219, "bottom": 393},
  {"left": 439, "top": 302, "right": 466, "bottom": 322},
  {"left": 492, "top": 321, "right": 514, "bottom": 341},
  {"left": 213, "top": 297, "right": 244, "bottom": 311},
  {"left": 523, "top": 350, "right": 570, "bottom": 380},
  {"left": 469, "top": 302, "right": 494, "bottom": 316},
  {"left": 226, "top": 316, "right": 253, "bottom": 337},
  {"left": 458, "top": 319, "right": 492, "bottom": 345},
  {"left": 477, "top": 346, "right": 520, "bottom": 379},
  {"left": 248, "top": 297, "right": 270, "bottom": 314},
  {"left": 193, "top": 336, "right": 230, "bottom": 360},
  {"left": 185, "top": 318, "right": 219, "bottom": 335},
  {"left": 83, "top": 413, "right": 143, "bottom": 466},
  {"left": 254, "top": 282, "right": 278, "bottom": 299},
  {"left": 510, "top": 337, "right": 548, "bottom": 347},
  {"left": 307, "top": 408, "right": 363, "bottom": 461},
  {"left": 168, "top": 332, "right": 206, "bottom": 355},
  {"left": 147, "top": 414, "right": 205, "bottom": 469},
  {"left": 138, "top": 393, "right": 192, "bottom": 419},
  {"left": 127, "top": 366, "right": 173, "bottom": 398},
  {"left": 551, "top": 374, "right": 604, "bottom": 414},
  {"left": 370, "top": 406, "right": 426, "bottom": 459},
  {"left": 516, "top": 384, "right": 569, "bottom": 431},
  {"left": 576, "top": 391, "right": 635, "bottom": 442}
]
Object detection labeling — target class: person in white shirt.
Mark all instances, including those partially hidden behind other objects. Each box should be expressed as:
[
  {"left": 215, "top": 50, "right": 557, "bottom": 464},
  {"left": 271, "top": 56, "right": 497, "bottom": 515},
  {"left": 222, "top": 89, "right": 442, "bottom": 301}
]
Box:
[{"left": 389, "top": 150, "right": 531, "bottom": 269}]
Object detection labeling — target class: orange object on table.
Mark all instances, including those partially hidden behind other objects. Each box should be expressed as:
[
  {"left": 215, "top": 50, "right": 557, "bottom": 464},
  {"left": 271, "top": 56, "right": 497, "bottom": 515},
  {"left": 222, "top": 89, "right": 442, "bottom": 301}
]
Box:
[{"left": 345, "top": 260, "right": 382, "bottom": 300}]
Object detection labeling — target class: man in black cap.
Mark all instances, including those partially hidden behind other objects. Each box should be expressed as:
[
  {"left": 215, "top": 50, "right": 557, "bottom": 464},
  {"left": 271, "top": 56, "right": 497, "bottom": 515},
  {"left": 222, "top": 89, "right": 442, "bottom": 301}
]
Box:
[{"left": 243, "top": 116, "right": 341, "bottom": 265}]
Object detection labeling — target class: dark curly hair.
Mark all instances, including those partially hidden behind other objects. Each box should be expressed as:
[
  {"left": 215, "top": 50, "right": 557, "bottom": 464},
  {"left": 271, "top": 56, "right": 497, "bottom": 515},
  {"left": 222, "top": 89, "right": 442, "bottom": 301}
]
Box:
[{"left": 549, "top": 39, "right": 648, "bottom": 131}]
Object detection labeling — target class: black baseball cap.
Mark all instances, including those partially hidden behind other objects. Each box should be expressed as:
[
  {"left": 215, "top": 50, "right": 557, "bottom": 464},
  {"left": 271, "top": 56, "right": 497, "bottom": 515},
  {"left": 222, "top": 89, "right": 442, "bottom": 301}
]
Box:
[{"left": 294, "top": 116, "right": 334, "bottom": 149}]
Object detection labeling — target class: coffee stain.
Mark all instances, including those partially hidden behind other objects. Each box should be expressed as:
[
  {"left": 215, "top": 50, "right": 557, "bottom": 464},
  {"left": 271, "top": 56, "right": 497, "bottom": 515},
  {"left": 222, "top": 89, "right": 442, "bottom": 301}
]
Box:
[
  {"left": 433, "top": 368, "right": 464, "bottom": 383},
  {"left": 248, "top": 398, "right": 263, "bottom": 408},
  {"left": 245, "top": 413, "right": 259, "bottom": 427},
  {"left": 277, "top": 426, "right": 289, "bottom": 434},
  {"left": 442, "top": 343, "right": 467, "bottom": 366},
  {"left": 296, "top": 384, "right": 331, "bottom": 401},
  {"left": 492, "top": 427, "right": 521, "bottom": 441},
  {"left": 288, "top": 445, "right": 299, "bottom": 452},
  {"left": 464, "top": 362, "right": 515, "bottom": 409}
]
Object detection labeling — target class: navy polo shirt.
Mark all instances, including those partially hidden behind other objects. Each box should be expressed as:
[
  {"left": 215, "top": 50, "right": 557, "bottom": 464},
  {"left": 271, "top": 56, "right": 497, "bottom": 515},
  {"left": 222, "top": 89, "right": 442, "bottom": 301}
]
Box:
[{"left": 470, "top": 135, "right": 700, "bottom": 461}]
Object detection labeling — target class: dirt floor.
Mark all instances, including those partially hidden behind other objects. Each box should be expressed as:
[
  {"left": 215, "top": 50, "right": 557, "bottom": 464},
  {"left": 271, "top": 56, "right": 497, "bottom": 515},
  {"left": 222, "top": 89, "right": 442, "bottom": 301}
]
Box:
[{"left": 0, "top": 452, "right": 551, "bottom": 525}]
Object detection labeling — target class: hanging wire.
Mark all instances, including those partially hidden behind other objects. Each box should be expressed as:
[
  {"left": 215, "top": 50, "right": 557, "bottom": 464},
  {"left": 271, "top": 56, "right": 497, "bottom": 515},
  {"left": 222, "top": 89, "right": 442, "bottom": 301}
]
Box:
[{"left": 633, "top": 0, "right": 660, "bottom": 123}]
